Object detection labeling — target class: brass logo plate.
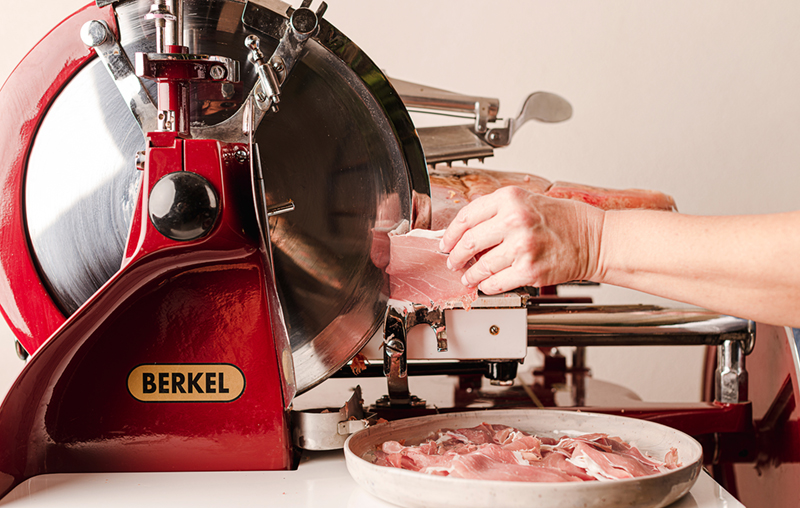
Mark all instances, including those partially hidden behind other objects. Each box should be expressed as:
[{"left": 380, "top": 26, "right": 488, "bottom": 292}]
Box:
[{"left": 128, "top": 363, "right": 245, "bottom": 402}]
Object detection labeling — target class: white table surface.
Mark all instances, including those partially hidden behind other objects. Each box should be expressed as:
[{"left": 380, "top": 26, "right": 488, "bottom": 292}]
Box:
[{"left": 0, "top": 449, "right": 743, "bottom": 508}]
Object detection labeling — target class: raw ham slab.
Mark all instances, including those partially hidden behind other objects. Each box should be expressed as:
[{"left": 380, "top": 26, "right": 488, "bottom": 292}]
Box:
[
  {"left": 429, "top": 167, "right": 677, "bottom": 230},
  {"left": 545, "top": 181, "right": 677, "bottom": 211}
]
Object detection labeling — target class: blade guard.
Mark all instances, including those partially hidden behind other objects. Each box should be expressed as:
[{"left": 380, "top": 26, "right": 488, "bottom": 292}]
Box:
[{"left": 0, "top": 130, "right": 296, "bottom": 498}]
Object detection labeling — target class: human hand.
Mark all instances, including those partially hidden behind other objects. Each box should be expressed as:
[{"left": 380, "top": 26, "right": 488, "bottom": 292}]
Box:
[{"left": 438, "top": 186, "right": 605, "bottom": 294}]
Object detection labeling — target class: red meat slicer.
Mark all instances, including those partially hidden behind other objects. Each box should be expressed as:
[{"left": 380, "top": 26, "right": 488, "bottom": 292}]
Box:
[
  {"left": 0, "top": 0, "right": 552, "bottom": 496},
  {"left": 0, "top": 1, "right": 794, "bottom": 506}
]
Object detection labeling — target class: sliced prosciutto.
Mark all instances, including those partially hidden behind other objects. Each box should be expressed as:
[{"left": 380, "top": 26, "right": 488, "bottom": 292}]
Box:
[
  {"left": 386, "top": 229, "right": 478, "bottom": 310},
  {"left": 373, "top": 423, "right": 679, "bottom": 483}
]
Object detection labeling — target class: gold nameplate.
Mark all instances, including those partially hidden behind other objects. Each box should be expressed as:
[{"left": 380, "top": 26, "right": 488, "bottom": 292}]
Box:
[{"left": 128, "top": 363, "right": 245, "bottom": 402}]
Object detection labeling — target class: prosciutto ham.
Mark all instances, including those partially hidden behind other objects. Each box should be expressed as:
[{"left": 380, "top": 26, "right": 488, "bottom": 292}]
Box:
[
  {"left": 373, "top": 423, "right": 679, "bottom": 483},
  {"left": 429, "top": 167, "right": 677, "bottom": 231},
  {"left": 545, "top": 181, "right": 677, "bottom": 211},
  {"left": 385, "top": 229, "right": 478, "bottom": 310}
]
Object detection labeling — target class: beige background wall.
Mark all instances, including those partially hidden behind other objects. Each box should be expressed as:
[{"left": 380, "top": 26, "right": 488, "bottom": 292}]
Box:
[{"left": 2, "top": 1, "right": 799, "bottom": 402}]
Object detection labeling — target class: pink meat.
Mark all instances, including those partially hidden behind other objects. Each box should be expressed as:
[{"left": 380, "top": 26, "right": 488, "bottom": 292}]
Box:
[
  {"left": 665, "top": 447, "right": 680, "bottom": 469},
  {"left": 448, "top": 452, "right": 582, "bottom": 482},
  {"left": 386, "top": 230, "right": 478, "bottom": 310},
  {"left": 373, "top": 424, "right": 678, "bottom": 484},
  {"left": 545, "top": 181, "right": 677, "bottom": 211},
  {"left": 567, "top": 441, "right": 661, "bottom": 479},
  {"left": 537, "top": 449, "right": 597, "bottom": 481}
]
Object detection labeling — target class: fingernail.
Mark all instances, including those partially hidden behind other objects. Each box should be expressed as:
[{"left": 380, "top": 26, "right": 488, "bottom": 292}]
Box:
[
  {"left": 446, "top": 258, "right": 453, "bottom": 270},
  {"left": 461, "top": 275, "right": 473, "bottom": 287},
  {"left": 438, "top": 239, "right": 446, "bottom": 251}
]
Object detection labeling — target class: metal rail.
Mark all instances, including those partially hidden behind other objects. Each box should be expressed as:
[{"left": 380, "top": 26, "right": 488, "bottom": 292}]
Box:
[{"left": 527, "top": 305, "right": 754, "bottom": 403}]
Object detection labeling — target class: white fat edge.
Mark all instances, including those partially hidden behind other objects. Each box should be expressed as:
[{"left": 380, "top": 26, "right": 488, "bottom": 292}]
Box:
[
  {"left": 436, "top": 431, "right": 469, "bottom": 445},
  {"left": 420, "top": 465, "right": 456, "bottom": 475},
  {"left": 511, "top": 450, "right": 531, "bottom": 466},
  {"left": 387, "top": 220, "right": 410, "bottom": 236},
  {"left": 401, "top": 228, "right": 445, "bottom": 239},
  {"left": 566, "top": 450, "right": 617, "bottom": 482},
  {"left": 619, "top": 439, "right": 669, "bottom": 470}
]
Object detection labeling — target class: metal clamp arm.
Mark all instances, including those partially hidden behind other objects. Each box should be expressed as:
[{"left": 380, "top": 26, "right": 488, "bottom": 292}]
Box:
[
  {"left": 80, "top": 20, "right": 159, "bottom": 134},
  {"left": 244, "top": 0, "right": 327, "bottom": 113}
]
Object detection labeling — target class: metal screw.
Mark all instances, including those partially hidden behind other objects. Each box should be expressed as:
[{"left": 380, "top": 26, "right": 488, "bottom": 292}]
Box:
[
  {"left": 272, "top": 58, "right": 285, "bottom": 74},
  {"left": 384, "top": 338, "right": 405, "bottom": 355},
  {"left": 80, "top": 20, "right": 109, "bottom": 47},
  {"left": 489, "top": 325, "right": 500, "bottom": 336},
  {"left": 209, "top": 65, "right": 225, "bottom": 80},
  {"left": 234, "top": 149, "right": 248, "bottom": 163}
]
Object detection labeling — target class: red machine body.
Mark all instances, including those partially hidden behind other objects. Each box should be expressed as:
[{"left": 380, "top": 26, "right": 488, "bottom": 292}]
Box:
[{"left": 0, "top": 3, "right": 294, "bottom": 499}]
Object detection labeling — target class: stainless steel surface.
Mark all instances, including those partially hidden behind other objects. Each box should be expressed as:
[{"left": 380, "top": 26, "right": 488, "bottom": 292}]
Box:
[
  {"left": 402, "top": 86, "right": 572, "bottom": 166},
  {"left": 391, "top": 77, "right": 499, "bottom": 133},
  {"left": 291, "top": 385, "right": 372, "bottom": 450},
  {"left": 415, "top": 124, "right": 495, "bottom": 166},
  {"left": 243, "top": 1, "right": 326, "bottom": 114},
  {"left": 80, "top": 19, "right": 159, "bottom": 134},
  {"left": 145, "top": 0, "right": 176, "bottom": 53},
  {"left": 485, "top": 91, "right": 573, "bottom": 147},
  {"left": 716, "top": 338, "right": 748, "bottom": 403},
  {"left": 345, "top": 409, "right": 703, "bottom": 508},
  {"left": 23, "top": 0, "right": 428, "bottom": 394},
  {"left": 527, "top": 305, "right": 752, "bottom": 347}
]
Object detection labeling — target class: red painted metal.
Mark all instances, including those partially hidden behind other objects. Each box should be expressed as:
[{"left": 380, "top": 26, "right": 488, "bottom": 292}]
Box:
[
  {"left": 716, "top": 324, "right": 800, "bottom": 507},
  {"left": 0, "top": 131, "right": 294, "bottom": 499},
  {"left": 0, "top": 2, "right": 116, "bottom": 354}
]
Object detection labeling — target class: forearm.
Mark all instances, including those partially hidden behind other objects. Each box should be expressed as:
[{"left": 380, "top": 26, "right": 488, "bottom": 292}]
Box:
[{"left": 594, "top": 209, "right": 800, "bottom": 327}]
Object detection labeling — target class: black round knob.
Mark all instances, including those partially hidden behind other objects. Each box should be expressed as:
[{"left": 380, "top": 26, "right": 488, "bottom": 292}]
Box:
[{"left": 148, "top": 171, "right": 219, "bottom": 241}]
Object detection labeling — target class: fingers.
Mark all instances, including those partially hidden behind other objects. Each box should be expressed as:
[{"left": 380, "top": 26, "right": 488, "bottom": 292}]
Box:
[
  {"left": 459, "top": 244, "right": 514, "bottom": 288},
  {"left": 477, "top": 266, "right": 529, "bottom": 295},
  {"left": 446, "top": 219, "right": 507, "bottom": 271},
  {"left": 439, "top": 194, "right": 500, "bottom": 255}
]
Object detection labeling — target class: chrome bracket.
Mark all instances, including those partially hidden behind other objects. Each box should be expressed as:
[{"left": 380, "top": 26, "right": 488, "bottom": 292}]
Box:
[
  {"left": 377, "top": 302, "right": 450, "bottom": 408},
  {"left": 80, "top": 19, "right": 159, "bottom": 134},
  {"left": 291, "top": 386, "right": 375, "bottom": 450},
  {"left": 715, "top": 321, "right": 755, "bottom": 403},
  {"left": 244, "top": 0, "right": 327, "bottom": 113}
]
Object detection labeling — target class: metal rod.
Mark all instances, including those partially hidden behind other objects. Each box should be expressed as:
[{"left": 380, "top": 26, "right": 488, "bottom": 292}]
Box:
[{"left": 528, "top": 305, "right": 754, "bottom": 349}]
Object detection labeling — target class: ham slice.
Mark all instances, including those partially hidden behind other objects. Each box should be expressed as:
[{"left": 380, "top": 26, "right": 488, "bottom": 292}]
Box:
[
  {"left": 385, "top": 229, "right": 478, "bottom": 310},
  {"left": 373, "top": 423, "right": 678, "bottom": 483}
]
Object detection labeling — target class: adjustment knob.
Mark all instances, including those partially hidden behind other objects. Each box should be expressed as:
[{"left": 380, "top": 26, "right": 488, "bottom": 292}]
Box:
[{"left": 149, "top": 172, "right": 219, "bottom": 241}]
